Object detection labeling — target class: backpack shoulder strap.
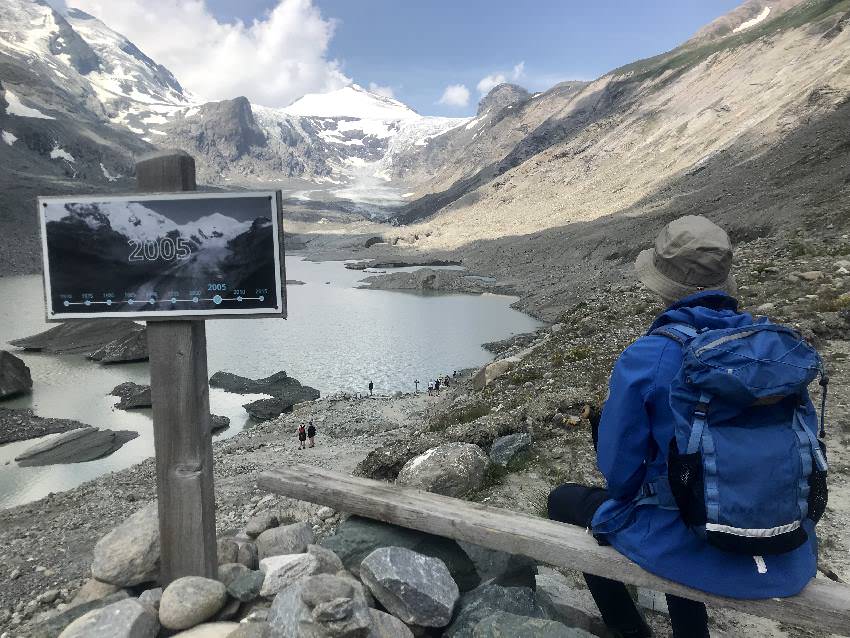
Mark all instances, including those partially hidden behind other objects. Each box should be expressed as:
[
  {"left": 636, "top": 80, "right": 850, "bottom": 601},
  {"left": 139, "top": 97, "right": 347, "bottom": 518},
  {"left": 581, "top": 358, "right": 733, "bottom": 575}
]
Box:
[{"left": 649, "top": 323, "right": 699, "bottom": 346}]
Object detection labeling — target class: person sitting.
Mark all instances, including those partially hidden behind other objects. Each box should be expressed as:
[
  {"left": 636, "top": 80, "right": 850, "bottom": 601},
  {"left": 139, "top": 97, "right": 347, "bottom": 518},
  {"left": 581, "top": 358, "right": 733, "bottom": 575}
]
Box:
[{"left": 547, "top": 216, "right": 822, "bottom": 638}]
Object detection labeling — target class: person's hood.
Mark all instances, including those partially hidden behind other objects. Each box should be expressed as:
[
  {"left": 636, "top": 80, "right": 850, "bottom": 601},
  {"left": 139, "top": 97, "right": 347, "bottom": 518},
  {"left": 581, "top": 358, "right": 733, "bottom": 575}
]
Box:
[{"left": 648, "top": 290, "right": 753, "bottom": 333}]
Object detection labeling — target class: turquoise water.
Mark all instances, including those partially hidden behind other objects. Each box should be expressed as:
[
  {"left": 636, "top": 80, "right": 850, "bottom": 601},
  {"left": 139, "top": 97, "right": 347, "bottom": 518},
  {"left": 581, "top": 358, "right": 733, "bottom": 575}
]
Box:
[{"left": 0, "top": 257, "right": 539, "bottom": 507}]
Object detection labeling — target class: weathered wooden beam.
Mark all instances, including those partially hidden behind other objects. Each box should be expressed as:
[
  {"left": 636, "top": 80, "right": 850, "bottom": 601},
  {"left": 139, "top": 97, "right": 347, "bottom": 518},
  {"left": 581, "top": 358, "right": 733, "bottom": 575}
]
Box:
[
  {"left": 138, "top": 150, "right": 217, "bottom": 585},
  {"left": 258, "top": 464, "right": 850, "bottom": 636}
]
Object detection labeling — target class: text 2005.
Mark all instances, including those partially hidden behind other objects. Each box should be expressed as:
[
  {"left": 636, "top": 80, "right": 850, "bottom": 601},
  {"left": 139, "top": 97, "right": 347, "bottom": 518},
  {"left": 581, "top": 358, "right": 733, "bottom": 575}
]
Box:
[{"left": 128, "top": 237, "right": 192, "bottom": 262}]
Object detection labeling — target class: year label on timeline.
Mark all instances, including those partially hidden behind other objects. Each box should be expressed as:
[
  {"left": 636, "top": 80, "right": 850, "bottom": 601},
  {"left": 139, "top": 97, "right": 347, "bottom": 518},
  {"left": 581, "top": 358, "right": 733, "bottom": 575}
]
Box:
[{"left": 128, "top": 238, "right": 192, "bottom": 262}]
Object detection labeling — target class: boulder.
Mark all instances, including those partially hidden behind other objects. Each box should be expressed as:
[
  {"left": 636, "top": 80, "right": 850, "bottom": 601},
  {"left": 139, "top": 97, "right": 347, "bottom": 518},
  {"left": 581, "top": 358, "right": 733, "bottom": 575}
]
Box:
[
  {"left": 210, "top": 415, "right": 230, "bottom": 434},
  {"left": 397, "top": 443, "right": 489, "bottom": 497},
  {"left": 91, "top": 502, "right": 160, "bottom": 587},
  {"left": 307, "top": 544, "right": 344, "bottom": 575},
  {"left": 489, "top": 433, "right": 532, "bottom": 466},
  {"left": 238, "top": 541, "right": 259, "bottom": 570},
  {"left": 217, "top": 538, "right": 240, "bottom": 565},
  {"left": 360, "top": 547, "right": 459, "bottom": 627},
  {"left": 472, "top": 359, "right": 516, "bottom": 390},
  {"left": 245, "top": 511, "right": 280, "bottom": 538},
  {"left": 58, "top": 598, "right": 158, "bottom": 638},
  {"left": 0, "top": 407, "right": 88, "bottom": 445},
  {"left": 534, "top": 569, "right": 609, "bottom": 637},
  {"left": 320, "top": 516, "right": 479, "bottom": 591},
  {"left": 368, "top": 609, "right": 413, "bottom": 638},
  {"left": 110, "top": 383, "right": 152, "bottom": 410},
  {"left": 15, "top": 427, "right": 139, "bottom": 466},
  {"left": 445, "top": 583, "right": 543, "bottom": 638},
  {"left": 218, "top": 563, "right": 264, "bottom": 602},
  {"left": 0, "top": 351, "right": 32, "bottom": 400},
  {"left": 171, "top": 623, "right": 241, "bottom": 637},
  {"left": 10, "top": 320, "right": 145, "bottom": 357},
  {"left": 259, "top": 553, "right": 319, "bottom": 597},
  {"left": 210, "top": 370, "right": 320, "bottom": 406},
  {"left": 30, "top": 592, "right": 130, "bottom": 638},
  {"left": 472, "top": 612, "right": 593, "bottom": 637},
  {"left": 138, "top": 587, "right": 163, "bottom": 615},
  {"left": 88, "top": 329, "right": 148, "bottom": 363},
  {"left": 267, "top": 574, "right": 371, "bottom": 638},
  {"left": 243, "top": 398, "right": 293, "bottom": 421},
  {"left": 69, "top": 578, "right": 121, "bottom": 608},
  {"left": 159, "top": 576, "right": 228, "bottom": 630},
  {"left": 256, "top": 522, "right": 314, "bottom": 559}
]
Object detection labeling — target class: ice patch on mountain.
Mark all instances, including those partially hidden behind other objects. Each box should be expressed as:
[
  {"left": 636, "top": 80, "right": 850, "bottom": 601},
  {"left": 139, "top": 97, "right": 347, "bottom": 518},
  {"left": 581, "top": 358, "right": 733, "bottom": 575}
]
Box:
[
  {"left": 50, "top": 144, "right": 75, "bottom": 162},
  {"left": 2, "top": 130, "right": 17, "bottom": 146},
  {"left": 4, "top": 90, "right": 54, "bottom": 119},
  {"left": 100, "top": 163, "right": 121, "bottom": 182},
  {"left": 733, "top": 7, "right": 771, "bottom": 33}
]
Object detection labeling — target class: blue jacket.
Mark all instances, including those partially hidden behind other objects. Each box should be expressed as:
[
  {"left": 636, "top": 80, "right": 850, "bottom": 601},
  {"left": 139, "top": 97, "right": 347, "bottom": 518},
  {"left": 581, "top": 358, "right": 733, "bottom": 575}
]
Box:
[{"left": 590, "top": 291, "right": 818, "bottom": 598}]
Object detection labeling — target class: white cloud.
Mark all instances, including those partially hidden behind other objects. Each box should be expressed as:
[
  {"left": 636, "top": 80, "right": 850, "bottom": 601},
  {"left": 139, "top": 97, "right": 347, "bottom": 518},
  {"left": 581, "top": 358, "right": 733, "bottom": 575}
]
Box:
[
  {"left": 476, "top": 73, "right": 506, "bottom": 95},
  {"left": 70, "top": 0, "right": 351, "bottom": 107},
  {"left": 437, "top": 84, "right": 470, "bottom": 108},
  {"left": 476, "top": 60, "right": 526, "bottom": 95},
  {"left": 368, "top": 82, "right": 395, "bottom": 99}
]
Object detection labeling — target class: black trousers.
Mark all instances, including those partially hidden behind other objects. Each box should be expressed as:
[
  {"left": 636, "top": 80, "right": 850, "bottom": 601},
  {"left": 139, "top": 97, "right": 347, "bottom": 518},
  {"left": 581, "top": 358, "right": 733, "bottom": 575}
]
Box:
[{"left": 548, "top": 483, "right": 710, "bottom": 638}]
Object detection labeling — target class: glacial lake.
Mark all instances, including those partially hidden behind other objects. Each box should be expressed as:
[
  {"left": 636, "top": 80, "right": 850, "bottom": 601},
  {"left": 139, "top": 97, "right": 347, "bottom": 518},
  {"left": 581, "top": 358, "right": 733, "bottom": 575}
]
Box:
[{"left": 0, "top": 256, "right": 539, "bottom": 508}]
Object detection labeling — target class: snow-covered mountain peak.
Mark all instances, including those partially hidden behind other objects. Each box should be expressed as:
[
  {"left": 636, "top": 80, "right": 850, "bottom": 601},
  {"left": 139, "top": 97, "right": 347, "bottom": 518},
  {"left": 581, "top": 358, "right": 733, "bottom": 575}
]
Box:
[
  {"left": 283, "top": 84, "right": 420, "bottom": 120},
  {"left": 64, "top": 7, "right": 191, "bottom": 108}
]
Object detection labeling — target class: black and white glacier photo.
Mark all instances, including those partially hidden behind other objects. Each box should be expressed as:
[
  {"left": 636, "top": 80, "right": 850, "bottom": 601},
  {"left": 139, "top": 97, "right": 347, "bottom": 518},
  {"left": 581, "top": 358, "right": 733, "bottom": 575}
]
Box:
[
  {"left": 1, "top": 0, "right": 849, "bottom": 637},
  {"left": 41, "top": 193, "right": 283, "bottom": 317}
]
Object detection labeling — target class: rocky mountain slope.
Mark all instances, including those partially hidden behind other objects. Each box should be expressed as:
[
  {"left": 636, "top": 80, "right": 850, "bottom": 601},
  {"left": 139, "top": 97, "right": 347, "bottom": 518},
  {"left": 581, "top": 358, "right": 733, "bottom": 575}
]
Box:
[{"left": 393, "top": 0, "right": 850, "bottom": 240}]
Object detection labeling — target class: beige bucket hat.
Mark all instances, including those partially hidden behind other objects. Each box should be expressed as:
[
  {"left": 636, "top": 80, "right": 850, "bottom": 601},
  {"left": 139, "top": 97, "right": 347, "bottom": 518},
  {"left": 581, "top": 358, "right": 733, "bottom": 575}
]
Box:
[{"left": 635, "top": 215, "right": 737, "bottom": 301}]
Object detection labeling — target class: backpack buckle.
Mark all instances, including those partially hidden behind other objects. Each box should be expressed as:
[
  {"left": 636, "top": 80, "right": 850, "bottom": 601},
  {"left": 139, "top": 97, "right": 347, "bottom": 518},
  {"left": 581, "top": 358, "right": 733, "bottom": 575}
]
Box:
[{"left": 694, "top": 402, "right": 709, "bottom": 419}]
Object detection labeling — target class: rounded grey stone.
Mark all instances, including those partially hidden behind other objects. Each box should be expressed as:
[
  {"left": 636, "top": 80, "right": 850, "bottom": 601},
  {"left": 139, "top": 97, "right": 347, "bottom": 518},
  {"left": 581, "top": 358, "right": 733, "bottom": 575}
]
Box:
[
  {"left": 256, "top": 522, "right": 314, "bottom": 559},
  {"left": 159, "top": 576, "right": 228, "bottom": 630},
  {"left": 91, "top": 503, "right": 160, "bottom": 587}
]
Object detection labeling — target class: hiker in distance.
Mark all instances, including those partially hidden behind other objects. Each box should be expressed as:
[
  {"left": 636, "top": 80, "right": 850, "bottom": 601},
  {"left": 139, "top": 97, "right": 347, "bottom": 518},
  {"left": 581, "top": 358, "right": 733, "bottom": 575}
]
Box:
[
  {"left": 307, "top": 420, "right": 316, "bottom": 448},
  {"left": 548, "top": 216, "right": 827, "bottom": 638},
  {"left": 297, "top": 423, "right": 307, "bottom": 450},
  {"left": 368, "top": 380, "right": 374, "bottom": 396}
]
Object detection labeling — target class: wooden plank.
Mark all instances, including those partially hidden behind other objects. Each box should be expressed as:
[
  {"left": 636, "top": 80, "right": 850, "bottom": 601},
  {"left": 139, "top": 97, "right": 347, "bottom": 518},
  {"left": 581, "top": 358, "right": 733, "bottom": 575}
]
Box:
[
  {"left": 258, "top": 464, "right": 850, "bottom": 636},
  {"left": 139, "top": 151, "right": 217, "bottom": 585}
]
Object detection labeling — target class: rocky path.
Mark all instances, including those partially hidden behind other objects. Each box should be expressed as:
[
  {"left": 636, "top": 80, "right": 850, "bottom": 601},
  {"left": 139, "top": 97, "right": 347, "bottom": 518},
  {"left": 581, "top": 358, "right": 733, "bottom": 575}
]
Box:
[{"left": 0, "top": 386, "right": 452, "bottom": 634}]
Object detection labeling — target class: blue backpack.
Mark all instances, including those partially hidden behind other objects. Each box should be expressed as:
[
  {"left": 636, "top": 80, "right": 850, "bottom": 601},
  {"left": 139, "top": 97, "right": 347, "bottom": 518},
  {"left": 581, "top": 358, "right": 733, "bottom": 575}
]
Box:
[{"left": 644, "top": 320, "right": 829, "bottom": 556}]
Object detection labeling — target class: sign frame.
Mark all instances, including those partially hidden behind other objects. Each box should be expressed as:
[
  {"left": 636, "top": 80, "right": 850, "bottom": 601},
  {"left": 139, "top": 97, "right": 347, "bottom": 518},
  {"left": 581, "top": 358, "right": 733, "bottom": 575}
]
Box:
[{"left": 37, "top": 190, "right": 287, "bottom": 322}]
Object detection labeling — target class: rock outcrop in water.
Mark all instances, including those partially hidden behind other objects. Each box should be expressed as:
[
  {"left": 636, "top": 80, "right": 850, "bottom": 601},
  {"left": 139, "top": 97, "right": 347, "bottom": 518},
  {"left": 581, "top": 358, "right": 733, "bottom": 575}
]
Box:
[
  {"left": 210, "top": 371, "right": 320, "bottom": 420},
  {"left": 110, "top": 382, "right": 152, "bottom": 410},
  {"left": 10, "top": 320, "right": 148, "bottom": 362},
  {"left": 0, "top": 351, "right": 32, "bottom": 400},
  {"left": 0, "top": 408, "right": 88, "bottom": 444},
  {"left": 359, "top": 269, "right": 504, "bottom": 294},
  {"left": 14, "top": 427, "right": 139, "bottom": 466},
  {"left": 88, "top": 330, "right": 148, "bottom": 364}
]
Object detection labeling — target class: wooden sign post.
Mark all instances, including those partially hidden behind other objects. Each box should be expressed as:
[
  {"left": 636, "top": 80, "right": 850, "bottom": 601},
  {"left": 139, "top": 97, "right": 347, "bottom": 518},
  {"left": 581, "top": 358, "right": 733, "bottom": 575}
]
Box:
[
  {"left": 137, "top": 150, "right": 217, "bottom": 585},
  {"left": 38, "top": 150, "right": 286, "bottom": 584}
]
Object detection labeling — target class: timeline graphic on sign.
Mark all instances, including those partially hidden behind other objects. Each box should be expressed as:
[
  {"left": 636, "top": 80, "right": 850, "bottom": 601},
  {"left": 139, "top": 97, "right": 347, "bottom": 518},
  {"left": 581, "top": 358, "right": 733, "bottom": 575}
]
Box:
[{"left": 38, "top": 191, "right": 286, "bottom": 320}]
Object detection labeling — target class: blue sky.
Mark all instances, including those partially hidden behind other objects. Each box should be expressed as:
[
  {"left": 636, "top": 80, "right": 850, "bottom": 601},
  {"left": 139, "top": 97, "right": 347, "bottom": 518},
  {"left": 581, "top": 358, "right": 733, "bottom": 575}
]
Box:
[{"left": 204, "top": 0, "right": 744, "bottom": 116}]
